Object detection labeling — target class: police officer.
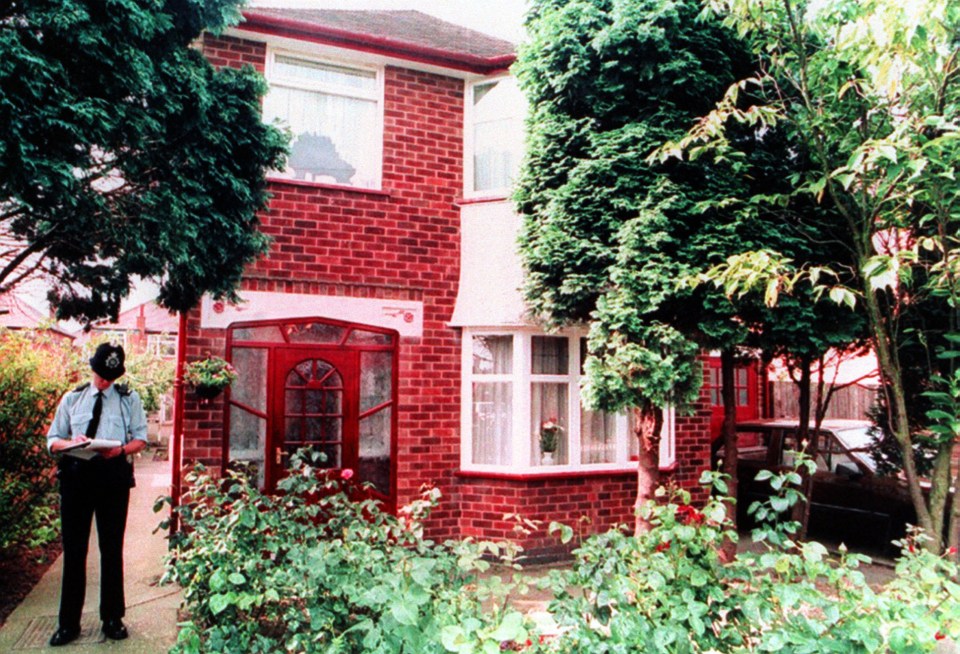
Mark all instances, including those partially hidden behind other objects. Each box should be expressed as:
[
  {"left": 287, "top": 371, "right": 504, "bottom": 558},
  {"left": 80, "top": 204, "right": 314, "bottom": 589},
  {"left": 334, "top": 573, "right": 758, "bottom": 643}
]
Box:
[{"left": 46, "top": 343, "right": 148, "bottom": 647}]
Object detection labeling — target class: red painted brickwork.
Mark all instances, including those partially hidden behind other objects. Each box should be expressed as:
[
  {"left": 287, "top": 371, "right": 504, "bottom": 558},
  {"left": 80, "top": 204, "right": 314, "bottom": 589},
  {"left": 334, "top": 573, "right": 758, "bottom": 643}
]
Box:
[
  {"left": 186, "top": 35, "right": 465, "bottom": 542},
  {"left": 179, "top": 33, "right": 720, "bottom": 556}
]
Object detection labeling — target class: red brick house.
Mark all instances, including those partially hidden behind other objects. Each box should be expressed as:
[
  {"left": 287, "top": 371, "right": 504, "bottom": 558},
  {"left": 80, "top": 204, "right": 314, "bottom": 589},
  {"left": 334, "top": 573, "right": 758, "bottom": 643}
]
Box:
[{"left": 176, "top": 9, "right": 719, "bottom": 555}]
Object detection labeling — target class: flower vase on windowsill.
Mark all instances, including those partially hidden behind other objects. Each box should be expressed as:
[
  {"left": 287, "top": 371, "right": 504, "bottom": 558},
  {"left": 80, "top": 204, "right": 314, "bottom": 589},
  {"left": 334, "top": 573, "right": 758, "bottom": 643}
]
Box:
[{"left": 539, "top": 419, "right": 563, "bottom": 466}]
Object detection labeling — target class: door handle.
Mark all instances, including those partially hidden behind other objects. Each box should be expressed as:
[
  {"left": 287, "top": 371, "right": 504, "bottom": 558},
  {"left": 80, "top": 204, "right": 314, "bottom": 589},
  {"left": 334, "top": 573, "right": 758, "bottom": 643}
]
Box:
[{"left": 276, "top": 447, "right": 283, "bottom": 465}]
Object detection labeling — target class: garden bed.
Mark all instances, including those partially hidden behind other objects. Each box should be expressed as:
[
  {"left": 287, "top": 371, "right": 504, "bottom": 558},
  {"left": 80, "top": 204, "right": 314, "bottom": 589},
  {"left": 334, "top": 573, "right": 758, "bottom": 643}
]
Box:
[{"left": 0, "top": 538, "right": 62, "bottom": 628}]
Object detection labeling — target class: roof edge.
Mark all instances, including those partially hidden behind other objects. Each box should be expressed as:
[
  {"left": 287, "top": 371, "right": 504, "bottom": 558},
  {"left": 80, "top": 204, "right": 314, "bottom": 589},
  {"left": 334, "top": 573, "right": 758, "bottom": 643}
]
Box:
[{"left": 240, "top": 10, "right": 515, "bottom": 75}]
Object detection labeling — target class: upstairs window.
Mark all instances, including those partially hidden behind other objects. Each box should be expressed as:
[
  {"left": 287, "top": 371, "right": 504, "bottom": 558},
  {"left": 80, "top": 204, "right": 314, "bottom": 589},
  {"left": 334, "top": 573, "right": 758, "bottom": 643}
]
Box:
[
  {"left": 264, "top": 51, "right": 383, "bottom": 189},
  {"left": 465, "top": 76, "right": 526, "bottom": 197}
]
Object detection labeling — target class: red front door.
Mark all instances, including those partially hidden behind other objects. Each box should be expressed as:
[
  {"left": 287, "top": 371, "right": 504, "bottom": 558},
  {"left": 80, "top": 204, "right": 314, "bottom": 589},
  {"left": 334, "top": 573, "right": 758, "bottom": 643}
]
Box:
[{"left": 268, "top": 347, "right": 359, "bottom": 490}]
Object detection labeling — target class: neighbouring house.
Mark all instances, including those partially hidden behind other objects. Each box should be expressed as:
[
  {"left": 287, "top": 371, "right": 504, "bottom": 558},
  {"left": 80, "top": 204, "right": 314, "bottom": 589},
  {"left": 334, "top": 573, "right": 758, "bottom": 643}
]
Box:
[
  {"left": 81, "top": 300, "right": 179, "bottom": 359},
  {"left": 177, "top": 9, "right": 748, "bottom": 556},
  {"left": 0, "top": 293, "right": 73, "bottom": 341}
]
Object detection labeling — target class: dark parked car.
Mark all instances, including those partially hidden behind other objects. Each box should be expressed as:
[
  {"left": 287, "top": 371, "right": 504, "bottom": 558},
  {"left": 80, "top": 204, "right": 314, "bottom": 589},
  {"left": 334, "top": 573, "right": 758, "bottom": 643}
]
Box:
[{"left": 721, "top": 418, "right": 916, "bottom": 550}]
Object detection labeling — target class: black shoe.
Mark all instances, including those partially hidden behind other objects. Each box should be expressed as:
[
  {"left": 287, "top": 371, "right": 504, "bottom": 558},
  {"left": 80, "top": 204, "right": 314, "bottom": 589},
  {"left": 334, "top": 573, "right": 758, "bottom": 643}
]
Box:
[
  {"left": 102, "top": 618, "right": 128, "bottom": 640},
  {"left": 49, "top": 626, "right": 80, "bottom": 647}
]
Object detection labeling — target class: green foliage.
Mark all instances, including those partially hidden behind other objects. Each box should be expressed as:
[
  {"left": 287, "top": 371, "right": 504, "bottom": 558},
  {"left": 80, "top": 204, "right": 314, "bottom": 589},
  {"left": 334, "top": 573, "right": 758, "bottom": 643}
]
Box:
[
  {"left": 541, "top": 461, "right": 960, "bottom": 653},
  {"left": 183, "top": 356, "right": 236, "bottom": 391},
  {"left": 161, "top": 451, "right": 532, "bottom": 654},
  {"left": 0, "top": 0, "right": 287, "bottom": 324},
  {"left": 514, "top": 0, "right": 839, "bottom": 418},
  {"left": 0, "top": 329, "right": 81, "bottom": 551},
  {"left": 668, "top": 0, "right": 960, "bottom": 548}
]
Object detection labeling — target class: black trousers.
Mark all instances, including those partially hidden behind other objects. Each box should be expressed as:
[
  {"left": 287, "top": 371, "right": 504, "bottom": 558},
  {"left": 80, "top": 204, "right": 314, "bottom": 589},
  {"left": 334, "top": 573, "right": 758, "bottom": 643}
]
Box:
[{"left": 57, "top": 455, "right": 133, "bottom": 629}]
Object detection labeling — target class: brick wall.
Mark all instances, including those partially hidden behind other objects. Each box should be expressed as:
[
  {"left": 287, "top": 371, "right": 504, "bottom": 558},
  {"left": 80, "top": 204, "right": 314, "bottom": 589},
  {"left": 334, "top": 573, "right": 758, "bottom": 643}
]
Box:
[{"left": 185, "top": 35, "right": 465, "bottom": 541}]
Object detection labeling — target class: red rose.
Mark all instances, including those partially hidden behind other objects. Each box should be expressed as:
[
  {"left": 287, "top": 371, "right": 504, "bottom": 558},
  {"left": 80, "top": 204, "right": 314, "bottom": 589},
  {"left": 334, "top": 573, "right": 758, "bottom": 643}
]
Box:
[{"left": 340, "top": 468, "right": 354, "bottom": 480}]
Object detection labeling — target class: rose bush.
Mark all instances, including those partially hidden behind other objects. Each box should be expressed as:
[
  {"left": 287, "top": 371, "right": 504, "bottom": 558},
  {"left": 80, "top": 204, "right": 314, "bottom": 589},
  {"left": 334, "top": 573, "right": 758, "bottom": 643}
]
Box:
[
  {"left": 159, "top": 450, "right": 534, "bottom": 654},
  {"left": 541, "top": 457, "right": 960, "bottom": 653}
]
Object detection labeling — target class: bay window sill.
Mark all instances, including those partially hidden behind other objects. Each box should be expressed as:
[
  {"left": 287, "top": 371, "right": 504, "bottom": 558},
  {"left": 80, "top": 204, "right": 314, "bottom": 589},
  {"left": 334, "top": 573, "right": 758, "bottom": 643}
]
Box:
[{"left": 457, "top": 462, "right": 678, "bottom": 482}]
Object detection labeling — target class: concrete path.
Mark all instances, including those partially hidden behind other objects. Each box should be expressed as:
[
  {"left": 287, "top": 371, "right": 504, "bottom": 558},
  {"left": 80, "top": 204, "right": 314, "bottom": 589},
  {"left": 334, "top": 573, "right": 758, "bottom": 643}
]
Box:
[{"left": 0, "top": 450, "right": 181, "bottom": 653}]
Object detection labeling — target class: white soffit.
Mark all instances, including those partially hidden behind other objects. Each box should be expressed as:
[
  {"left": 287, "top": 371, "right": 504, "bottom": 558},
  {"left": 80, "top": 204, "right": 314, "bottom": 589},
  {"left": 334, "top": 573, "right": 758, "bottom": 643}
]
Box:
[
  {"left": 449, "top": 202, "right": 529, "bottom": 327},
  {"left": 201, "top": 292, "right": 423, "bottom": 337}
]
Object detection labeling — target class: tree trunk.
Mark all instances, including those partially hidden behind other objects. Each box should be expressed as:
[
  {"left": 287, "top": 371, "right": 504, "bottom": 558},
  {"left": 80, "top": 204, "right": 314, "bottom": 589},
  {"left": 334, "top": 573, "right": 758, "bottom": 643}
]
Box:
[
  {"left": 720, "top": 350, "right": 739, "bottom": 560},
  {"left": 792, "top": 357, "right": 814, "bottom": 537},
  {"left": 634, "top": 404, "right": 663, "bottom": 536},
  {"left": 863, "top": 286, "right": 936, "bottom": 547}
]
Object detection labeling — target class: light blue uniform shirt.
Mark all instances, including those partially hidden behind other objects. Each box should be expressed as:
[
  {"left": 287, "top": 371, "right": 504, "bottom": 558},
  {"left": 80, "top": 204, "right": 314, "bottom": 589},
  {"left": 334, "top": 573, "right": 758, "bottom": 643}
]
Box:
[{"left": 47, "top": 382, "right": 149, "bottom": 452}]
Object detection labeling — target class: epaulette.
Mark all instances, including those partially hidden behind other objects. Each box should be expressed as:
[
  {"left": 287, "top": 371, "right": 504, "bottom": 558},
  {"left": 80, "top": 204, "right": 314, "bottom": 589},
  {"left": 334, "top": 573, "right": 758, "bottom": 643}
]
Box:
[
  {"left": 72, "top": 382, "right": 91, "bottom": 393},
  {"left": 115, "top": 383, "right": 132, "bottom": 396}
]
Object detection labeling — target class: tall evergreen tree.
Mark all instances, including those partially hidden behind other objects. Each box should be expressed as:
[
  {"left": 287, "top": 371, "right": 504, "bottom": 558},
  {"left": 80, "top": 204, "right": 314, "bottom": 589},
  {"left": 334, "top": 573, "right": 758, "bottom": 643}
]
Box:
[{"left": 0, "top": 0, "right": 287, "bottom": 323}]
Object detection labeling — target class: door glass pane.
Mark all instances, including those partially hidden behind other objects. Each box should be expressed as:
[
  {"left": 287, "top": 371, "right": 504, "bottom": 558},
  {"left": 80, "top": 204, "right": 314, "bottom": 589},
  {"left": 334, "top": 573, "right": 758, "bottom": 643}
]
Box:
[
  {"left": 359, "top": 407, "right": 391, "bottom": 494},
  {"left": 531, "top": 382, "right": 568, "bottom": 464},
  {"left": 232, "top": 326, "right": 285, "bottom": 343},
  {"left": 230, "top": 348, "right": 267, "bottom": 412},
  {"left": 286, "top": 390, "right": 303, "bottom": 414},
  {"left": 360, "top": 351, "right": 392, "bottom": 412},
  {"left": 347, "top": 329, "right": 393, "bottom": 345},
  {"left": 473, "top": 336, "right": 512, "bottom": 374},
  {"left": 532, "top": 336, "right": 568, "bottom": 375},
  {"left": 229, "top": 409, "right": 265, "bottom": 486},
  {"left": 286, "top": 361, "right": 342, "bottom": 469},
  {"left": 472, "top": 382, "right": 511, "bottom": 465},
  {"left": 286, "top": 322, "right": 346, "bottom": 344}
]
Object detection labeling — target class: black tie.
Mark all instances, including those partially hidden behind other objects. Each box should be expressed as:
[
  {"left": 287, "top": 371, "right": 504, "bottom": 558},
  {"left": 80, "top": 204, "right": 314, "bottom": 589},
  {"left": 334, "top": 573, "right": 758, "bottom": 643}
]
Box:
[{"left": 86, "top": 392, "right": 103, "bottom": 438}]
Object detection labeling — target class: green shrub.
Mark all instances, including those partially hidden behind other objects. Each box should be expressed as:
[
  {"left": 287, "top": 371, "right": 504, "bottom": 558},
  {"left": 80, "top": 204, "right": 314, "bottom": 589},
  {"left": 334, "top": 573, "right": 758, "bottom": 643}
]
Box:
[
  {"left": 160, "top": 450, "right": 533, "bottom": 654},
  {"left": 0, "top": 329, "right": 82, "bottom": 551},
  {"left": 542, "top": 460, "right": 960, "bottom": 653}
]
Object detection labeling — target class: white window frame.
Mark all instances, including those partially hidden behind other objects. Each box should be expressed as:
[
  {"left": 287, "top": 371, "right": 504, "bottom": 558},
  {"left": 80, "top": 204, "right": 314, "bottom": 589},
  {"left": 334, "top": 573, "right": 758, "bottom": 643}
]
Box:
[
  {"left": 463, "top": 75, "right": 526, "bottom": 199},
  {"left": 264, "top": 48, "right": 384, "bottom": 190},
  {"left": 461, "top": 328, "right": 676, "bottom": 474}
]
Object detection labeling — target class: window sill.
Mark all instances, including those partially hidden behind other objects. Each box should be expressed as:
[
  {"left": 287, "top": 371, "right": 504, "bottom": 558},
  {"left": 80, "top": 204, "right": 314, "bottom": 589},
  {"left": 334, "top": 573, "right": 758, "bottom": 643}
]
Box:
[
  {"left": 456, "top": 194, "right": 511, "bottom": 206},
  {"left": 267, "top": 176, "right": 392, "bottom": 197},
  {"left": 457, "top": 461, "right": 679, "bottom": 481}
]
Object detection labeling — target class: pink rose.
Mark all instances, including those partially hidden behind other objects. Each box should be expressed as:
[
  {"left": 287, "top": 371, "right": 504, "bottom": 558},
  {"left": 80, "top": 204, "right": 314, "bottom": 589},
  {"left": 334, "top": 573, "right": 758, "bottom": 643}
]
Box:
[{"left": 340, "top": 468, "right": 354, "bottom": 480}]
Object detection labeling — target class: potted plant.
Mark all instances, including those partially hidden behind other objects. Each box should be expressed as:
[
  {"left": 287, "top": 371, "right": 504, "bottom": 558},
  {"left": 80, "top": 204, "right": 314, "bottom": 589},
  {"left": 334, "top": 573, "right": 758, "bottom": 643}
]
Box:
[
  {"left": 184, "top": 356, "right": 238, "bottom": 400},
  {"left": 539, "top": 418, "right": 563, "bottom": 465}
]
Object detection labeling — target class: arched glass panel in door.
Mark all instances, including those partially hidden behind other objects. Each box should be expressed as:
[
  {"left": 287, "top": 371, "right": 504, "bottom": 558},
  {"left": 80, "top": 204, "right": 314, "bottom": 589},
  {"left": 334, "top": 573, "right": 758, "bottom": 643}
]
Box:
[{"left": 284, "top": 358, "right": 343, "bottom": 468}]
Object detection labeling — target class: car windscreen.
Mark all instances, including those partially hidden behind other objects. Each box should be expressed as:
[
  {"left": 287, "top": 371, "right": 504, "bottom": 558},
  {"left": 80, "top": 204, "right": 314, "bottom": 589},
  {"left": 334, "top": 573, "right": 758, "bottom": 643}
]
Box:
[{"left": 832, "top": 427, "right": 877, "bottom": 473}]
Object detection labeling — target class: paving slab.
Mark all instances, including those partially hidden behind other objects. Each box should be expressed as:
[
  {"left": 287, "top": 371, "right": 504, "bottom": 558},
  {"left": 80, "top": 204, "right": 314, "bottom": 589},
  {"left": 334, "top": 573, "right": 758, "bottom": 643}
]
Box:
[{"left": 0, "top": 451, "right": 181, "bottom": 653}]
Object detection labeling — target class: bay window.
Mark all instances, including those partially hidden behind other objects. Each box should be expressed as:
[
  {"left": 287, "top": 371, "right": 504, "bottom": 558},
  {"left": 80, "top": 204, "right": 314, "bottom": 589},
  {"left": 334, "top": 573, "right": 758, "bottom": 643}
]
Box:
[
  {"left": 263, "top": 50, "right": 383, "bottom": 189},
  {"left": 462, "top": 330, "right": 676, "bottom": 473}
]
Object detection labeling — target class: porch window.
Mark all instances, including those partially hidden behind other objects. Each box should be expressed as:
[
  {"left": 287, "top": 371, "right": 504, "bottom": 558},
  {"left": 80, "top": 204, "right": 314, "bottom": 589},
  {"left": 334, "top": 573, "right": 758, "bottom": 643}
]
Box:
[
  {"left": 465, "top": 76, "right": 525, "bottom": 196},
  {"left": 263, "top": 51, "right": 382, "bottom": 189},
  {"left": 462, "top": 330, "right": 676, "bottom": 473}
]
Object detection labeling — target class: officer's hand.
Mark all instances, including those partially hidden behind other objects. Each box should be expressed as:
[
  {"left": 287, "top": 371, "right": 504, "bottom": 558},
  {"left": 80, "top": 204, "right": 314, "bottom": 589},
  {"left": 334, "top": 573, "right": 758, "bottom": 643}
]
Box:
[{"left": 102, "top": 446, "right": 125, "bottom": 459}]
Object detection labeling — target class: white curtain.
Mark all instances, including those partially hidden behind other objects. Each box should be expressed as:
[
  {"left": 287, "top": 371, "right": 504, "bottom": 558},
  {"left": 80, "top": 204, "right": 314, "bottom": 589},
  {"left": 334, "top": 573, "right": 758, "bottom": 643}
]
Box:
[
  {"left": 264, "top": 86, "right": 379, "bottom": 188},
  {"left": 471, "top": 336, "right": 513, "bottom": 465},
  {"left": 472, "top": 382, "right": 512, "bottom": 465},
  {"left": 581, "top": 409, "right": 616, "bottom": 464}
]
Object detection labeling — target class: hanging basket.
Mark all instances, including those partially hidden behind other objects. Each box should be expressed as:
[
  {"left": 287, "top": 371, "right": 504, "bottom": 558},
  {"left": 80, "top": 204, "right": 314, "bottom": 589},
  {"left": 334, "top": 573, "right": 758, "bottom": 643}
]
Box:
[{"left": 193, "top": 384, "right": 226, "bottom": 400}]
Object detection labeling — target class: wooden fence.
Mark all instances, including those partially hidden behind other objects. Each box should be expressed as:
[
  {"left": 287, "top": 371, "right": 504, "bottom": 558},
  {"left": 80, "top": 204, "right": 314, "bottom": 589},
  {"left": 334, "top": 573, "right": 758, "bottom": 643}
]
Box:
[{"left": 769, "top": 382, "right": 879, "bottom": 421}]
